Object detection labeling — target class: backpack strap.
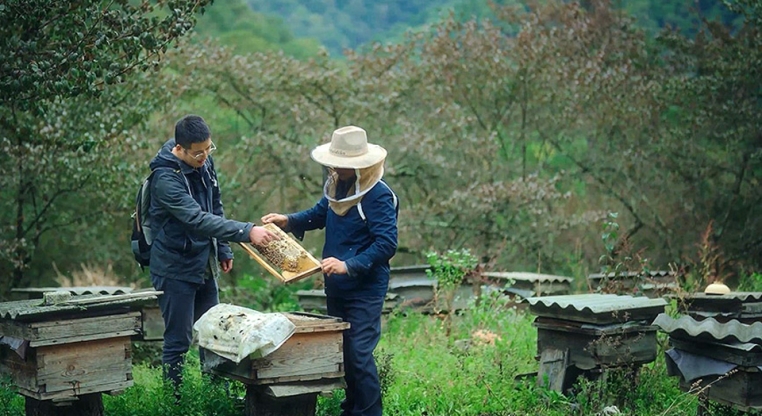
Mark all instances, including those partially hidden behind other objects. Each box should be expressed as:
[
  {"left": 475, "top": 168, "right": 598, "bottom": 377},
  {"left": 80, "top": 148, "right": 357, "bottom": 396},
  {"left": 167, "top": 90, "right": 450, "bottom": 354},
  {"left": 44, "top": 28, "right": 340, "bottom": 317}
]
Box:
[
  {"left": 358, "top": 181, "right": 398, "bottom": 222},
  {"left": 147, "top": 167, "right": 188, "bottom": 236}
]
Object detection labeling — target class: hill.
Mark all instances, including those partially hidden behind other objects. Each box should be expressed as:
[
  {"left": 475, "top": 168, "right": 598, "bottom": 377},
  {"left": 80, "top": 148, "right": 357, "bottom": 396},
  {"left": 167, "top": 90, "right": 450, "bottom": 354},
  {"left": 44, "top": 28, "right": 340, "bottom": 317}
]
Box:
[{"left": 244, "top": 0, "right": 740, "bottom": 57}]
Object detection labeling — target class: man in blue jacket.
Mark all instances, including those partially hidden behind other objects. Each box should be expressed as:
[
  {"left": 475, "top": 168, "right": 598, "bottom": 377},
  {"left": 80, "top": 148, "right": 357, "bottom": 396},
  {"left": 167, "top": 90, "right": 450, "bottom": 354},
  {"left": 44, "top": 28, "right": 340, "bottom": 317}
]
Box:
[
  {"left": 262, "top": 125, "right": 398, "bottom": 416},
  {"left": 148, "top": 114, "right": 277, "bottom": 386}
]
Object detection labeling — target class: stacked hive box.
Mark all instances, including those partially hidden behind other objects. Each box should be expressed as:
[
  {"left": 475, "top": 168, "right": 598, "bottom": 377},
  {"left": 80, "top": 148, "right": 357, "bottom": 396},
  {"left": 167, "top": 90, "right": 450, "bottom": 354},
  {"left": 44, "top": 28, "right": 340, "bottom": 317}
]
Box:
[
  {"left": 526, "top": 293, "right": 667, "bottom": 392},
  {"left": 654, "top": 292, "right": 762, "bottom": 412},
  {"left": 0, "top": 291, "right": 160, "bottom": 414},
  {"left": 204, "top": 312, "right": 350, "bottom": 416}
]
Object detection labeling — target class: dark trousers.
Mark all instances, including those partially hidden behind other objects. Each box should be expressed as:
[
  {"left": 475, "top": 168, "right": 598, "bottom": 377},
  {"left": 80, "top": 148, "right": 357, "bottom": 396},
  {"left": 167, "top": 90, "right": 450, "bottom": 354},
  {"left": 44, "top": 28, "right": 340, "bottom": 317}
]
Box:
[
  {"left": 327, "top": 296, "right": 385, "bottom": 416},
  {"left": 154, "top": 277, "right": 219, "bottom": 386}
]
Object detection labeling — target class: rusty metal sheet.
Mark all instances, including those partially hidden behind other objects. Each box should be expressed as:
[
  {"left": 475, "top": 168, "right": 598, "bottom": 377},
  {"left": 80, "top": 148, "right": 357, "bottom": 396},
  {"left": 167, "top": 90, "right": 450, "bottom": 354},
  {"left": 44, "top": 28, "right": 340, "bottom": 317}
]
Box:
[
  {"left": 482, "top": 272, "right": 573, "bottom": 283},
  {"left": 0, "top": 291, "right": 161, "bottom": 321},
  {"left": 526, "top": 294, "right": 667, "bottom": 324},
  {"left": 653, "top": 313, "right": 762, "bottom": 344}
]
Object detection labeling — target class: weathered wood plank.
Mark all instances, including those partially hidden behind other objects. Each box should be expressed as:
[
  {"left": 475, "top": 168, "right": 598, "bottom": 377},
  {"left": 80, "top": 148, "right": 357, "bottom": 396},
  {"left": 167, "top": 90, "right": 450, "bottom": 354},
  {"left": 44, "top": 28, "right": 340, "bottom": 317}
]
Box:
[
  {"left": 0, "top": 312, "right": 140, "bottom": 346},
  {"left": 251, "top": 332, "right": 342, "bottom": 379},
  {"left": 16, "top": 380, "right": 134, "bottom": 401},
  {"left": 537, "top": 348, "right": 569, "bottom": 392},
  {"left": 0, "top": 345, "right": 40, "bottom": 392},
  {"left": 677, "top": 367, "right": 762, "bottom": 411},
  {"left": 1, "top": 337, "right": 133, "bottom": 400},
  {"left": 32, "top": 330, "right": 138, "bottom": 347},
  {"left": 669, "top": 336, "right": 762, "bottom": 367},
  {"left": 263, "top": 379, "right": 346, "bottom": 398},
  {"left": 536, "top": 326, "right": 657, "bottom": 370},
  {"left": 31, "top": 312, "right": 140, "bottom": 341},
  {"left": 37, "top": 337, "right": 132, "bottom": 394}
]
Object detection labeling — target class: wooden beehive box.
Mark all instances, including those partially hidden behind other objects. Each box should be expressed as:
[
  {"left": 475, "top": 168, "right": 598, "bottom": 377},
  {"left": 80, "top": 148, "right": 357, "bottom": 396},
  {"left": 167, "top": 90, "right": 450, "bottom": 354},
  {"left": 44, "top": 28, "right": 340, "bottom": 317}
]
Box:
[
  {"left": 296, "top": 289, "right": 401, "bottom": 315},
  {"left": 207, "top": 312, "right": 349, "bottom": 385},
  {"left": 534, "top": 317, "right": 659, "bottom": 370},
  {"left": 669, "top": 358, "right": 762, "bottom": 411},
  {"left": 0, "top": 312, "right": 139, "bottom": 400},
  {"left": 239, "top": 223, "right": 322, "bottom": 284}
]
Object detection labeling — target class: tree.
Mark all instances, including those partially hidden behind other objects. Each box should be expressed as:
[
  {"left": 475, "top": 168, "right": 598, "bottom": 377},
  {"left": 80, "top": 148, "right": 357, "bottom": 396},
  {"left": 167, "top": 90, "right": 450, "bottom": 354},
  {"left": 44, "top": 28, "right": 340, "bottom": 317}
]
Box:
[{"left": 0, "top": 0, "right": 213, "bottom": 296}]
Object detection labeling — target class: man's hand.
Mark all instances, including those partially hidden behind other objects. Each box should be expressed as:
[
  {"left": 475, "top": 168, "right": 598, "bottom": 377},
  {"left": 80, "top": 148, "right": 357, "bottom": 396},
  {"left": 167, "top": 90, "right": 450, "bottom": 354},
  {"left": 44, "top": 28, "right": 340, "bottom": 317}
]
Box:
[
  {"left": 261, "top": 213, "right": 288, "bottom": 229},
  {"left": 321, "top": 257, "right": 348, "bottom": 276},
  {"left": 249, "top": 226, "right": 279, "bottom": 246},
  {"left": 220, "top": 258, "right": 233, "bottom": 273}
]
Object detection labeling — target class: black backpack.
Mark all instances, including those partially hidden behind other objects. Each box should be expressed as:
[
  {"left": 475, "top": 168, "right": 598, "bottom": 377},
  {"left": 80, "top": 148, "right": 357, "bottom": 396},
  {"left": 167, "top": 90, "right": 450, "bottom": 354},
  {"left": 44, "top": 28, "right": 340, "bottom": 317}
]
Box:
[{"left": 131, "top": 168, "right": 183, "bottom": 268}]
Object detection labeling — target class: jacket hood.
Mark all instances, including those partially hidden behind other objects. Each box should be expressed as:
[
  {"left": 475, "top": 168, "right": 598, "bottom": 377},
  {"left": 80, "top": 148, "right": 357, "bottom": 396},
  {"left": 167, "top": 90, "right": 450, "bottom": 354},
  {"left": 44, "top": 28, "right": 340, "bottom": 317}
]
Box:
[
  {"left": 149, "top": 139, "right": 182, "bottom": 171},
  {"left": 149, "top": 138, "right": 208, "bottom": 174}
]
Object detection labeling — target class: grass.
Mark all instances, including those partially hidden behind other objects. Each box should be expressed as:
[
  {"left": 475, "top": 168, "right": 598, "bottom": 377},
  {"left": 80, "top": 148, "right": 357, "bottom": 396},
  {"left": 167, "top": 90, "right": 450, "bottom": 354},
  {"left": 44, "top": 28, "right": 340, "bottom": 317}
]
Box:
[{"left": 0, "top": 291, "right": 742, "bottom": 415}]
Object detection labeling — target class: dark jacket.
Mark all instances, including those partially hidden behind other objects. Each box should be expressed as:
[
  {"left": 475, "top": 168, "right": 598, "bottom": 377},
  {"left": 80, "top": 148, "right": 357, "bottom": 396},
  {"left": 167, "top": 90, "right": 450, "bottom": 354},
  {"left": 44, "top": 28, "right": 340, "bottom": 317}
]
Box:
[
  {"left": 287, "top": 180, "right": 398, "bottom": 298},
  {"left": 148, "top": 139, "right": 253, "bottom": 284}
]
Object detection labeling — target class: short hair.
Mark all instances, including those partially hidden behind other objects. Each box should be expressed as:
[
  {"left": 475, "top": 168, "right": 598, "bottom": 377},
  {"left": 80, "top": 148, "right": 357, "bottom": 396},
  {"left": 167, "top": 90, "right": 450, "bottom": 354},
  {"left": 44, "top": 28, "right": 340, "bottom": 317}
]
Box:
[{"left": 174, "top": 115, "right": 211, "bottom": 148}]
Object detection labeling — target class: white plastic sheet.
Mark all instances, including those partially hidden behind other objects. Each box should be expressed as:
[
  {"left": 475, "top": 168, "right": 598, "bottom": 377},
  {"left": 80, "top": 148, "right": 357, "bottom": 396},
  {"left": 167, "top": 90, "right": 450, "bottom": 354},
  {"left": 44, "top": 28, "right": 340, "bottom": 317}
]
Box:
[{"left": 193, "top": 303, "right": 296, "bottom": 363}]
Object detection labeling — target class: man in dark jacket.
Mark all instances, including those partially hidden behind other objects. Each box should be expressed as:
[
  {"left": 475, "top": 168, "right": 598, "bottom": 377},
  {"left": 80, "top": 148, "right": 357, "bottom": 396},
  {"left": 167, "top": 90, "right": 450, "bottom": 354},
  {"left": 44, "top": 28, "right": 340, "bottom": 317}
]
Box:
[
  {"left": 148, "top": 114, "right": 277, "bottom": 386},
  {"left": 262, "top": 125, "right": 398, "bottom": 416}
]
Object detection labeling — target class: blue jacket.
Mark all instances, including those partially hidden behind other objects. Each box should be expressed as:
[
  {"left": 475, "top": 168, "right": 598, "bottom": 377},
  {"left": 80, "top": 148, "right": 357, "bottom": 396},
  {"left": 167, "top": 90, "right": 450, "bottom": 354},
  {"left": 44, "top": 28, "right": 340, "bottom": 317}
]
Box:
[
  {"left": 148, "top": 139, "right": 253, "bottom": 284},
  {"left": 287, "top": 180, "right": 398, "bottom": 298}
]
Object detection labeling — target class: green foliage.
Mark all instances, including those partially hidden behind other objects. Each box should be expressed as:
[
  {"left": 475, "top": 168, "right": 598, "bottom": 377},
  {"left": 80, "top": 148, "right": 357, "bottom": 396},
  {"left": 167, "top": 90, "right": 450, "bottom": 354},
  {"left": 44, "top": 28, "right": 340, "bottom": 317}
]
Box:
[
  {"left": 738, "top": 271, "right": 762, "bottom": 292},
  {"left": 426, "top": 249, "right": 478, "bottom": 289},
  {"left": 0, "top": 375, "right": 22, "bottom": 416},
  {"left": 0, "top": 0, "right": 210, "bottom": 296},
  {"left": 219, "top": 273, "right": 306, "bottom": 312},
  {"left": 105, "top": 353, "right": 244, "bottom": 416},
  {"left": 0, "top": 0, "right": 212, "bottom": 111}
]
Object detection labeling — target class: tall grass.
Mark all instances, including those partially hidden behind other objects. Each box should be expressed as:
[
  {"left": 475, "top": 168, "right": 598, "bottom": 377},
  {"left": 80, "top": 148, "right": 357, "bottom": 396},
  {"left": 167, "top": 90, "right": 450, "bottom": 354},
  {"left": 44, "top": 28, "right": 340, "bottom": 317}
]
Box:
[{"left": 0, "top": 294, "right": 718, "bottom": 415}]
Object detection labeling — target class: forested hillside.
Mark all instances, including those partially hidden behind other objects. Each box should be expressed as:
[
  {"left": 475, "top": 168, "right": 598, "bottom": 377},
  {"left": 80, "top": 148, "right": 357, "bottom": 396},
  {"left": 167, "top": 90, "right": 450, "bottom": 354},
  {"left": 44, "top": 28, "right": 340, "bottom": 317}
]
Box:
[
  {"left": 0, "top": 0, "right": 760, "bottom": 297},
  {"left": 245, "top": 0, "right": 739, "bottom": 56},
  {"left": 193, "top": 0, "right": 321, "bottom": 58}
]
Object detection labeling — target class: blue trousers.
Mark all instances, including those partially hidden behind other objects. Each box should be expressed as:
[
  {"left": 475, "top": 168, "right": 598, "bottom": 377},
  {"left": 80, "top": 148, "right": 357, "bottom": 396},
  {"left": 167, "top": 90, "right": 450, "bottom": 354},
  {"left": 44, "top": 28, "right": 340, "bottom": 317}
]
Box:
[
  {"left": 327, "top": 296, "right": 385, "bottom": 416},
  {"left": 153, "top": 276, "right": 219, "bottom": 386}
]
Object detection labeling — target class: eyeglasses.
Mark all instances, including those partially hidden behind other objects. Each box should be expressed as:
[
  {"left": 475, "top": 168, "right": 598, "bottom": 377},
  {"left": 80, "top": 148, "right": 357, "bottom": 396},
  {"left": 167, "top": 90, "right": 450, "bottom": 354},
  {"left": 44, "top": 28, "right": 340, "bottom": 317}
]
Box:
[{"left": 184, "top": 141, "right": 216, "bottom": 161}]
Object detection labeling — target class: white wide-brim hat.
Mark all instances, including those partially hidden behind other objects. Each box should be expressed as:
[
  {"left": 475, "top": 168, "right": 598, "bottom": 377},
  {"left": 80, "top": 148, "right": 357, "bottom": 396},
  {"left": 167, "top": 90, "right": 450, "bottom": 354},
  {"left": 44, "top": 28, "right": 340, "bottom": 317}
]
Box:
[{"left": 311, "top": 125, "right": 387, "bottom": 169}]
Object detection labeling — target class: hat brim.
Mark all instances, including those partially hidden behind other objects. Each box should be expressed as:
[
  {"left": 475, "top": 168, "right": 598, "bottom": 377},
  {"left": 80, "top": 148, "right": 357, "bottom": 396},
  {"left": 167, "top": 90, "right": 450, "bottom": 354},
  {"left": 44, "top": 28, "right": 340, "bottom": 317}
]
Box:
[{"left": 310, "top": 143, "right": 387, "bottom": 169}]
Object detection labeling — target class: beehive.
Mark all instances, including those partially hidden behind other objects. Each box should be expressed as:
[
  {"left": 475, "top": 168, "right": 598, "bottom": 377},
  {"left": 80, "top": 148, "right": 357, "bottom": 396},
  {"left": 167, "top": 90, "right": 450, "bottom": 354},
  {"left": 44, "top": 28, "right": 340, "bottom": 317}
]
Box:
[
  {"left": 239, "top": 223, "right": 322, "bottom": 283},
  {"left": 204, "top": 312, "right": 349, "bottom": 385}
]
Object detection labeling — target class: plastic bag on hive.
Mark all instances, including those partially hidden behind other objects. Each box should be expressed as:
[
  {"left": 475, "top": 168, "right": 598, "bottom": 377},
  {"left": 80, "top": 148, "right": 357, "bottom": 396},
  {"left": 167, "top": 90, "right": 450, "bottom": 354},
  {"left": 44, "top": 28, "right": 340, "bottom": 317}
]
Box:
[{"left": 193, "top": 303, "right": 296, "bottom": 363}]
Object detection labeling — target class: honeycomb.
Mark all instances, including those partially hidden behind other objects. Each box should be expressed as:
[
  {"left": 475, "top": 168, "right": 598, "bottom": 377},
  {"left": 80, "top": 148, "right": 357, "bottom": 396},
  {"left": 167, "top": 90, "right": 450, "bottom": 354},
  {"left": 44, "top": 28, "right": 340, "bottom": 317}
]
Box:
[{"left": 253, "top": 223, "right": 309, "bottom": 272}]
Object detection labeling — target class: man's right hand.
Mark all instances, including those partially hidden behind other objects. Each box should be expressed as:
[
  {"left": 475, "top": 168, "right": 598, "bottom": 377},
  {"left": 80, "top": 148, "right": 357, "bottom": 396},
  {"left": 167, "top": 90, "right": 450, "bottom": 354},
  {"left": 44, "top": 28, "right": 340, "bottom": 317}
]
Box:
[
  {"left": 261, "top": 213, "right": 288, "bottom": 229},
  {"left": 249, "top": 226, "right": 279, "bottom": 246}
]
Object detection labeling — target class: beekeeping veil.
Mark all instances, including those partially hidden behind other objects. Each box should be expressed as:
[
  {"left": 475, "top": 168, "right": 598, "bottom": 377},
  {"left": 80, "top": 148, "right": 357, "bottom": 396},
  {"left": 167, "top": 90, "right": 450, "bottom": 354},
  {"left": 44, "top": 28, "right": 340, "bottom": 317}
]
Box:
[{"left": 310, "top": 126, "right": 387, "bottom": 216}]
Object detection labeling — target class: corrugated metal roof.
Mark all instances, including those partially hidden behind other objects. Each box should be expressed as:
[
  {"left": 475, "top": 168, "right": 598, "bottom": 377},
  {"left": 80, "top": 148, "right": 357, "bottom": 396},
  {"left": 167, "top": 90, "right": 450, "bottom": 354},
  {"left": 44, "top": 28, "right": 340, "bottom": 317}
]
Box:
[
  {"left": 11, "top": 286, "right": 134, "bottom": 296},
  {"left": 482, "top": 272, "right": 572, "bottom": 283},
  {"left": 681, "top": 292, "right": 762, "bottom": 302},
  {"left": 389, "top": 276, "right": 436, "bottom": 289},
  {"left": 390, "top": 265, "right": 430, "bottom": 274},
  {"left": 673, "top": 292, "right": 762, "bottom": 317},
  {"left": 526, "top": 294, "right": 668, "bottom": 324},
  {"left": 653, "top": 313, "right": 762, "bottom": 344},
  {"left": 0, "top": 291, "right": 161, "bottom": 321},
  {"left": 588, "top": 271, "right": 676, "bottom": 280}
]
